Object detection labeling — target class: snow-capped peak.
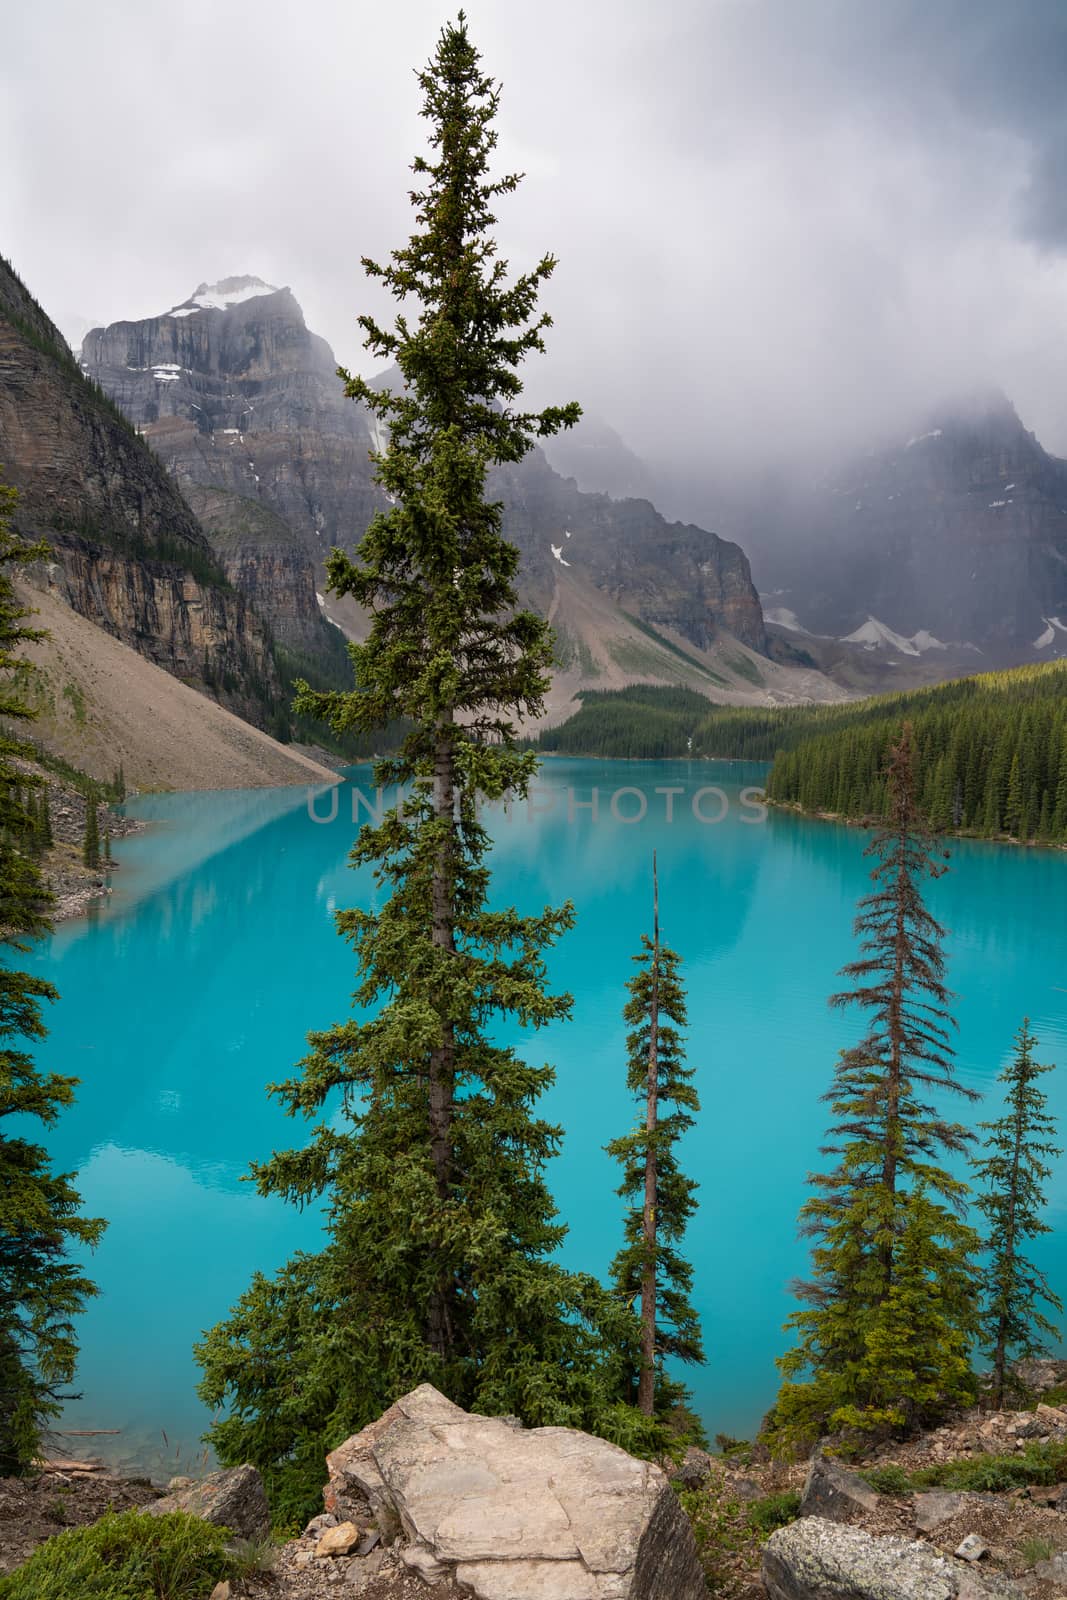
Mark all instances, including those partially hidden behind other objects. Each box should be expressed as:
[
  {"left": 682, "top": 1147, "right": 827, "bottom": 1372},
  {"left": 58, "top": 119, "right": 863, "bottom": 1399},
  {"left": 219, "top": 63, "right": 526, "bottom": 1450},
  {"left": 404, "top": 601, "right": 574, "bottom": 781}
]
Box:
[
  {"left": 840, "top": 616, "right": 948, "bottom": 656},
  {"left": 165, "top": 276, "right": 280, "bottom": 318}
]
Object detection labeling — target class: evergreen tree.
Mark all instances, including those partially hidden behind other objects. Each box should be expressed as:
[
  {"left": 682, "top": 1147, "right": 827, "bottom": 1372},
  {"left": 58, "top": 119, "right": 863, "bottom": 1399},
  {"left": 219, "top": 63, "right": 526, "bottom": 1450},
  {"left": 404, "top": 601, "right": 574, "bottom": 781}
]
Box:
[
  {"left": 0, "top": 473, "right": 103, "bottom": 1473},
  {"left": 82, "top": 795, "right": 99, "bottom": 870},
  {"left": 973, "top": 1020, "right": 1061, "bottom": 1408},
  {"left": 607, "top": 854, "right": 702, "bottom": 1418},
  {"left": 774, "top": 725, "right": 981, "bottom": 1444},
  {"left": 196, "top": 17, "right": 652, "bottom": 1522}
]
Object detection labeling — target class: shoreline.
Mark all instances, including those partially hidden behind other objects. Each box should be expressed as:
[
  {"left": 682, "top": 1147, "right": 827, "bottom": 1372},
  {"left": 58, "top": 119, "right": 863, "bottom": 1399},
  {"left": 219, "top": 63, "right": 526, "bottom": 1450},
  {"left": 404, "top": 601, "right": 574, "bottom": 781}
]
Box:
[{"left": 768, "top": 797, "right": 1067, "bottom": 852}]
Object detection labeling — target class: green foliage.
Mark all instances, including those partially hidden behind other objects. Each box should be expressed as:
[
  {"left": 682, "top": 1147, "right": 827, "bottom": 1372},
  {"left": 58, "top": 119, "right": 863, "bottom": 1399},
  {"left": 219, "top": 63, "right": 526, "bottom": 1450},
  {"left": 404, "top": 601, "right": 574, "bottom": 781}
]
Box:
[
  {"left": 714, "top": 1433, "right": 751, "bottom": 1458},
  {"left": 746, "top": 1490, "right": 801, "bottom": 1534},
  {"left": 973, "top": 1020, "right": 1062, "bottom": 1405},
  {"left": 61, "top": 680, "right": 87, "bottom": 727},
  {"left": 539, "top": 685, "right": 711, "bottom": 758},
  {"left": 619, "top": 613, "right": 729, "bottom": 686},
  {"left": 0, "top": 472, "right": 104, "bottom": 1474},
  {"left": 690, "top": 658, "right": 1067, "bottom": 842},
  {"left": 197, "top": 16, "right": 655, "bottom": 1521},
  {"left": 0, "top": 1509, "right": 248, "bottom": 1600},
  {"left": 774, "top": 728, "right": 980, "bottom": 1444},
  {"left": 274, "top": 640, "right": 411, "bottom": 759},
  {"left": 607, "top": 872, "right": 703, "bottom": 1420},
  {"left": 860, "top": 1462, "right": 913, "bottom": 1495},
  {"left": 1019, "top": 1535, "right": 1056, "bottom": 1565},
  {"left": 864, "top": 1440, "right": 1067, "bottom": 1494},
  {"left": 678, "top": 1479, "right": 798, "bottom": 1595}
]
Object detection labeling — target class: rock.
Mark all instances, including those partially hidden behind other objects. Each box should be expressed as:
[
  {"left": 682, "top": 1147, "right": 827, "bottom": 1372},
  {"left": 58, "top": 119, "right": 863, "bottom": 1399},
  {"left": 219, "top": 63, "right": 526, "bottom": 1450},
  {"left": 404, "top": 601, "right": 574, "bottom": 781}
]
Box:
[
  {"left": 1012, "top": 1358, "right": 1067, "bottom": 1395},
  {"left": 1024, "top": 1482, "right": 1063, "bottom": 1507},
  {"left": 345, "top": 1548, "right": 385, "bottom": 1590},
  {"left": 146, "top": 1464, "right": 270, "bottom": 1540},
  {"left": 1034, "top": 1553, "right": 1067, "bottom": 1582},
  {"left": 956, "top": 1534, "right": 988, "bottom": 1562},
  {"left": 798, "top": 1455, "right": 880, "bottom": 1523},
  {"left": 915, "top": 1491, "right": 966, "bottom": 1531},
  {"left": 317, "top": 1521, "right": 363, "bottom": 1557},
  {"left": 325, "top": 1382, "right": 705, "bottom": 1600},
  {"left": 674, "top": 1446, "right": 714, "bottom": 1487},
  {"left": 80, "top": 280, "right": 769, "bottom": 669},
  {"left": 355, "top": 1529, "right": 380, "bottom": 1556},
  {"left": 728, "top": 1476, "right": 764, "bottom": 1502},
  {"left": 305, "top": 1512, "right": 338, "bottom": 1533},
  {"left": 762, "top": 1517, "right": 1026, "bottom": 1600},
  {"left": 209, "top": 1584, "right": 231, "bottom": 1600}
]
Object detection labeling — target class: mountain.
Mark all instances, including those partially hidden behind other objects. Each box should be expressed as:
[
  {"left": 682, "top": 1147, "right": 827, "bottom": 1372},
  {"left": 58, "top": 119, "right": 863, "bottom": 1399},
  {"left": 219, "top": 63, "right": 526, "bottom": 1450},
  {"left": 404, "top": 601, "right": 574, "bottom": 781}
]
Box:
[
  {"left": 540, "top": 414, "right": 660, "bottom": 502},
  {"left": 79, "top": 276, "right": 370, "bottom": 670},
  {"left": 749, "top": 391, "right": 1067, "bottom": 669},
  {"left": 0, "top": 257, "right": 281, "bottom": 728},
  {"left": 16, "top": 575, "right": 336, "bottom": 792},
  {"left": 80, "top": 278, "right": 781, "bottom": 692}
]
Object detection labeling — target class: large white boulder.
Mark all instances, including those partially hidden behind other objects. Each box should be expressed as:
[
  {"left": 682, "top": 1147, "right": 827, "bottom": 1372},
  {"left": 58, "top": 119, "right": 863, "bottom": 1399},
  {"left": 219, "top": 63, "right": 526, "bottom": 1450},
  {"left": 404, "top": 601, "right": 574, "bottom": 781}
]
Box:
[{"left": 325, "top": 1384, "right": 705, "bottom": 1600}]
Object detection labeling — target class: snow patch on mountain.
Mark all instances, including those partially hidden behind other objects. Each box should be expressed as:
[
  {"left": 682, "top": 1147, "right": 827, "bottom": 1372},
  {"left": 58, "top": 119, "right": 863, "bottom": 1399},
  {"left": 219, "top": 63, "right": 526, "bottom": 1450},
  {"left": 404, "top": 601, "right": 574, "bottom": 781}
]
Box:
[
  {"left": 764, "top": 606, "right": 812, "bottom": 635},
  {"left": 165, "top": 276, "right": 280, "bottom": 317},
  {"left": 904, "top": 428, "right": 943, "bottom": 448},
  {"left": 1033, "top": 616, "right": 1067, "bottom": 649},
  {"left": 550, "top": 543, "right": 571, "bottom": 567}
]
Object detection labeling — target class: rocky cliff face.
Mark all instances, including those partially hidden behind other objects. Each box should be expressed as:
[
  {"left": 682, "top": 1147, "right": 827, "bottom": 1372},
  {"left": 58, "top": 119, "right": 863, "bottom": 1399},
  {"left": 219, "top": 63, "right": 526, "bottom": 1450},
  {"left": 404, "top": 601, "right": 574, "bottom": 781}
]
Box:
[
  {"left": 0, "top": 258, "right": 280, "bottom": 726},
  {"left": 755, "top": 392, "right": 1067, "bottom": 661},
  {"left": 82, "top": 279, "right": 767, "bottom": 661},
  {"left": 80, "top": 278, "right": 377, "bottom": 660},
  {"left": 490, "top": 446, "right": 766, "bottom": 651}
]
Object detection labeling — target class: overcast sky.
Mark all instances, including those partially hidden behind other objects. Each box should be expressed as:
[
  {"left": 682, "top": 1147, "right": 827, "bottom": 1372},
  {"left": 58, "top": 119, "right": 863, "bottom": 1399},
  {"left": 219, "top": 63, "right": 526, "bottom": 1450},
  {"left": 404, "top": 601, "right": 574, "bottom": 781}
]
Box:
[{"left": 3, "top": 0, "right": 1067, "bottom": 471}]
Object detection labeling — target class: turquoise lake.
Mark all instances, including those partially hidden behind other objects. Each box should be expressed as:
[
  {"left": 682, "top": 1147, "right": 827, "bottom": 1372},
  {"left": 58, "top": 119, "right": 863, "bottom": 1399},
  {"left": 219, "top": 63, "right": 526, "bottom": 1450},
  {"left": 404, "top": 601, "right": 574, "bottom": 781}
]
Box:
[{"left": 31, "top": 759, "right": 1067, "bottom": 1474}]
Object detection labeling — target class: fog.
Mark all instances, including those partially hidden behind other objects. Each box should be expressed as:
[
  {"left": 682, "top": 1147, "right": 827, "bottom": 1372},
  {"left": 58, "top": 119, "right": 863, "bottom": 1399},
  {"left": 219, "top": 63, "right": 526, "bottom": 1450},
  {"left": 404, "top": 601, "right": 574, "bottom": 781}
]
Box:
[{"left": 3, "top": 0, "right": 1066, "bottom": 480}]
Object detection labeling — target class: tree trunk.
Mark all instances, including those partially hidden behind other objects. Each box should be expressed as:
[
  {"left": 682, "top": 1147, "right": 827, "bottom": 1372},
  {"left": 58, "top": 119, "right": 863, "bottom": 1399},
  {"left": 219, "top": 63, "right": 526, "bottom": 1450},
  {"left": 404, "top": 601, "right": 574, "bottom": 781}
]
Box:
[
  {"left": 427, "top": 716, "right": 457, "bottom": 1359},
  {"left": 638, "top": 852, "right": 659, "bottom": 1417},
  {"left": 992, "top": 1095, "right": 1025, "bottom": 1408},
  {"left": 880, "top": 832, "right": 908, "bottom": 1294}
]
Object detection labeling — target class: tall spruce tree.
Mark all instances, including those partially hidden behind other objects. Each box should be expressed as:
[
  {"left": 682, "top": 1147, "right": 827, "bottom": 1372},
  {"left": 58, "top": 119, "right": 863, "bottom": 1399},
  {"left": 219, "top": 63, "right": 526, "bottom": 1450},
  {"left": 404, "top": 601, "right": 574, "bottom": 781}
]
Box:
[
  {"left": 774, "top": 725, "right": 981, "bottom": 1444},
  {"left": 196, "top": 16, "right": 652, "bottom": 1521},
  {"left": 607, "top": 854, "right": 703, "bottom": 1418},
  {"left": 0, "top": 473, "right": 104, "bottom": 1473},
  {"left": 82, "top": 795, "right": 99, "bottom": 870},
  {"left": 973, "top": 1020, "right": 1061, "bottom": 1407}
]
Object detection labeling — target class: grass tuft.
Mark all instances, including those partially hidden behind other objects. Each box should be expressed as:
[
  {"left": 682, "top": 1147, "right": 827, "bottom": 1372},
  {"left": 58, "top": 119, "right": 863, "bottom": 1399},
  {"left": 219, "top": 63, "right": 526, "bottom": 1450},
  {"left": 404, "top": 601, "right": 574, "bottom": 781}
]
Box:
[{"left": 0, "top": 1508, "right": 251, "bottom": 1600}]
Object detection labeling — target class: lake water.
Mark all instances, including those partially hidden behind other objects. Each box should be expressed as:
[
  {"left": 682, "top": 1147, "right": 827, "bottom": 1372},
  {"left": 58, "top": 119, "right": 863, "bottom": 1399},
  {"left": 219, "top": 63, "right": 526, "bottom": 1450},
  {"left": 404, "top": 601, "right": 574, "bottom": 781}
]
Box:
[{"left": 31, "top": 760, "right": 1067, "bottom": 1475}]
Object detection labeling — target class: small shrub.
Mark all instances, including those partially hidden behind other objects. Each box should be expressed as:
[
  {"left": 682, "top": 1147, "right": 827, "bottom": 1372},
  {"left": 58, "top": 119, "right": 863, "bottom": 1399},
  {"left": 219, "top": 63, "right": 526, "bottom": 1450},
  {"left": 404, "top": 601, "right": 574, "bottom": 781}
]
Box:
[
  {"left": 861, "top": 1463, "right": 913, "bottom": 1496},
  {"left": 678, "top": 1482, "right": 757, "bottom": 1594},
  {"left": 909, "top": 1441, "right": 1067, "bottom": 1494},
  {"left": 746, "top": 1490, "right": 801, "bottom": 1534},
  {"left": 1019, "top": 1534, "right": 1056, "bottom": 1565},
  {"left": 0, "top": 1509, "right": 247, "bottom": 1600},
  {"left": 1030, "top": 1383, "right": 1067, "bottom": 1409}
]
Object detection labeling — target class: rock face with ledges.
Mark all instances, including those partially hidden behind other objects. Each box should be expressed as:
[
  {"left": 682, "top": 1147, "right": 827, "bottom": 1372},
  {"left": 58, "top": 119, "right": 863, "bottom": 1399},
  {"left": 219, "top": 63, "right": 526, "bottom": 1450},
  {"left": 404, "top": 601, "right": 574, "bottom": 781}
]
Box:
[
  {"left": 81, "top": 283, "right": 768, "bottom": 665},
  {"left": 762, "top": 1516, "right": 1025, "bottom": 1600},
  {"left": 0, "top": 255, "right": 280, "bottom": 727},
  {"left": 325, "top": 1383, "right": 705, "bottom": 1600}
]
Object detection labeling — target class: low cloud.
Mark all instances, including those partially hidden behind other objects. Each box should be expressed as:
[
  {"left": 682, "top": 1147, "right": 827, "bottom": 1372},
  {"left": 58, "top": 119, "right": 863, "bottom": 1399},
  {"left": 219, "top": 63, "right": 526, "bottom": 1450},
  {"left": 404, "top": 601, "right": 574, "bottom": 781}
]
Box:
[{"left": 3, "top": 0, "right": 1066, "bottom": 479}]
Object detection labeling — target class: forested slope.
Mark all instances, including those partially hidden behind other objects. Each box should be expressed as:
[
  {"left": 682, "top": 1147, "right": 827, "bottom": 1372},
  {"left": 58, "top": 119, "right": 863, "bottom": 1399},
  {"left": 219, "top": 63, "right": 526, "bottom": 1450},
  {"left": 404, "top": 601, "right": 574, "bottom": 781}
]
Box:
[
  {"left": 541, "top": 664, "right": 1067, "bottom": 843},
  {"left": 758, "top": 662, "right": 1067, "bottom": 840}
]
